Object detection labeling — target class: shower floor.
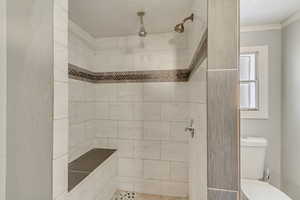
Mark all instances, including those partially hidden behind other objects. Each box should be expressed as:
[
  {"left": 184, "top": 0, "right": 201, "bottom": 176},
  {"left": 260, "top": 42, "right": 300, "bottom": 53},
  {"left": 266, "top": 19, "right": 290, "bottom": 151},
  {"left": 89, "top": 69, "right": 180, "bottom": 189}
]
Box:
[{"left": 113, "top": 191, "right": 188, "bottom": 200}]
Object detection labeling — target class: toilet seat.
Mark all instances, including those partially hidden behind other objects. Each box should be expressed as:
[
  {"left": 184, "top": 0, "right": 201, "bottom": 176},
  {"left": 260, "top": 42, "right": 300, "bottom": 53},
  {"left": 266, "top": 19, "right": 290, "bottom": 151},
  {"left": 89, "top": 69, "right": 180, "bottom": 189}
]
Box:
[{"left": 242, "top": 179, "right": 292, "bottom": 200}]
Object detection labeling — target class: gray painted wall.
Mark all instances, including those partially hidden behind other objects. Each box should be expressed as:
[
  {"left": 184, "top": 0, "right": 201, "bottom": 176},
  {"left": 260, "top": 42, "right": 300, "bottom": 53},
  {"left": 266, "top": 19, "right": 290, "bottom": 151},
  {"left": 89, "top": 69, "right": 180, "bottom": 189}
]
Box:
[
  {"left": 6, "top": 0, "right": 53, "bottom": 199},
  {"left": 240, "top": 30, "right": 282, "bottom": 187},
  {"left": 282, "top": 19, "right": 300, "bottom": 200}
]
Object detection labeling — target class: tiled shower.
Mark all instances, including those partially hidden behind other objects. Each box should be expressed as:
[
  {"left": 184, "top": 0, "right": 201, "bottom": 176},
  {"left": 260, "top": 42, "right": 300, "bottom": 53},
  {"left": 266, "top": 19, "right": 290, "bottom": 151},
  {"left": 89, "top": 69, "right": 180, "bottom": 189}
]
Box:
[
  {"left": 67, "top": 6, "right": 207, "bottom": 198},
  {"left": 2, "top": 0, "right": 239, "bottom": 199}
]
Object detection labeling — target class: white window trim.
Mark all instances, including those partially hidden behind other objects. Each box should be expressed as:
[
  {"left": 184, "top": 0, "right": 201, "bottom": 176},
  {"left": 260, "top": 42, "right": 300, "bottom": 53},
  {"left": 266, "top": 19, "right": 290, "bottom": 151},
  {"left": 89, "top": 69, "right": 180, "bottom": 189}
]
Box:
[{"left": 240, "top": 45, "right": 269, "bottom": 119}]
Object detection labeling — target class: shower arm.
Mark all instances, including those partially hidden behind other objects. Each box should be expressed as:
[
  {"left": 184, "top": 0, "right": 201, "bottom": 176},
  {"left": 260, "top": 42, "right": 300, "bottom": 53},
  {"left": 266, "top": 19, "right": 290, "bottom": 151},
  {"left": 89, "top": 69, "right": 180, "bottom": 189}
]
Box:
[
  {"left": 137, "top": 11, "right": 147, "bottom": 37},
  {"left": 182, "top": 13, "right": 194, "bottom": 24},
  {"left": 139, "top": 15, "right": 144, "bottom": 25},
  {"left": 137, "top": 11, "right": 145, "bottom": 25}
]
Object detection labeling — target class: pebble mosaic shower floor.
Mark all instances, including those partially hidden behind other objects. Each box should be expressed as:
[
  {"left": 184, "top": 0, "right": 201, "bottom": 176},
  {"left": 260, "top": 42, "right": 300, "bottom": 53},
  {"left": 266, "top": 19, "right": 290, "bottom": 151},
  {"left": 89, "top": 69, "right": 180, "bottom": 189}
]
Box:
[{"left": 112, "top": 191, "right": 188, "bottom": 200}]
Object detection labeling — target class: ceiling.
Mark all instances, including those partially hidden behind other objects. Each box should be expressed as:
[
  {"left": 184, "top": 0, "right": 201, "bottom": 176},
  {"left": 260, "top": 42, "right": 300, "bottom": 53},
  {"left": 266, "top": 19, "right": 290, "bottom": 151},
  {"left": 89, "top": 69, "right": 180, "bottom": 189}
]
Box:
[
  {"left": 69, "top": 0, "right": 193, "bottom": 38},
  {"left": 241, "top": 0, "right": 300, "bottom": 26},
  {"left": 70, "top": 0, "right": 300, "bottom": 37}
]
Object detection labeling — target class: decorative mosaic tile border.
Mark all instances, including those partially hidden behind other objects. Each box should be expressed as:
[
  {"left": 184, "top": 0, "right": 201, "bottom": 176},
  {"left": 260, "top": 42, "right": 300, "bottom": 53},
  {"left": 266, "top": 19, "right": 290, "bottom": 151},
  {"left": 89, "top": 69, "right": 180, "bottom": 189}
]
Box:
[
  {"left": 69, "top": 64, "right": 191, "bottom": 83},
  {"left": 69, "top": 30, "right": 207, "bottom": 83}
]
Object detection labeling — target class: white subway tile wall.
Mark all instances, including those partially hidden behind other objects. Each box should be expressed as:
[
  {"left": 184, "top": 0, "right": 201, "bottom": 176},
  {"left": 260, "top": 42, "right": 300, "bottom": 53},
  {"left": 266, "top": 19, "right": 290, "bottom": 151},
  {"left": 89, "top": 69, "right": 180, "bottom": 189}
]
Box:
[
  {"left": 91, "top": 82, "right": 195, "bottom": 197},
  {"left": 69, "top": 18, "right": 192, "bottom": 73},
  {"left": 91, "top": 33, "right": 190, "bottom": 72},
  {"left": 187, "top": 62, "right": 207, "bottom": 200},
  {"left": 68, "top": 80, "right": 95, "bottom": 162},
  {"left": 68, "top": 80, "right": 192, "bottom": 197},
  {"left": 68, "top": 153, "right": 118, "bottom": 200},
  {"left": 186, "top": 0, "right": 208, "bottom": 66},
  {"left": 68, "top": 20, "right": 207, "bottom": 198},
  {"left": 53, "top": 0, "right": 69, "bottom": 200},
  {"left": 53, "top": 118, "right": 69, "bottom": 159},
  {"left": 69, "top": 28, "right": 94, "bottom": 71},
  {"left": 53, "top": 155, "right": 68, "bottom": 198}
]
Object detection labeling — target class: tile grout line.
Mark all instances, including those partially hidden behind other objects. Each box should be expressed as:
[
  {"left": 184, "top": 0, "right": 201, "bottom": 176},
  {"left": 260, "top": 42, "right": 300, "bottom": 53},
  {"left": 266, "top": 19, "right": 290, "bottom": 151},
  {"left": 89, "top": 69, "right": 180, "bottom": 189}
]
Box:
[
  {"left": 208, "top": 187, "right": 238, "bottom": 193},
  {"left": 207, "top": 68, "right": 238, "bottom": 72}
]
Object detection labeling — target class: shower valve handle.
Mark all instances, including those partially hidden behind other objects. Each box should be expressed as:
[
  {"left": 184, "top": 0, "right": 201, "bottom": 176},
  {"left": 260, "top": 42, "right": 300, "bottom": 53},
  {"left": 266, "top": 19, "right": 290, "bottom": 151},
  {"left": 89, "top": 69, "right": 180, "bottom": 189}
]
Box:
[{"left": 185, "top": 120, "right": 195, "bottom": 138}]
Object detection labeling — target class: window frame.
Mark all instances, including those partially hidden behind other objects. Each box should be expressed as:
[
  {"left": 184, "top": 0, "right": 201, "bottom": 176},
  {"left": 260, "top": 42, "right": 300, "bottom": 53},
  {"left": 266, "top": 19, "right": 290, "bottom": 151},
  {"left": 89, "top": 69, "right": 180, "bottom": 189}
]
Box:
[{"left": 240, "top": 45, "right": 269, "bottom": 119}]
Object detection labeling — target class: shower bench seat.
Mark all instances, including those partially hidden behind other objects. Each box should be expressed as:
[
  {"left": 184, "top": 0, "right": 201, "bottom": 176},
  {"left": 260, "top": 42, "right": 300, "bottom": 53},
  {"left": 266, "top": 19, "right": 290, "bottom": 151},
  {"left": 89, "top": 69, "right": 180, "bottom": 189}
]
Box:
[{"left": 68, "top": 148, "right": 117, "bottom": 200}]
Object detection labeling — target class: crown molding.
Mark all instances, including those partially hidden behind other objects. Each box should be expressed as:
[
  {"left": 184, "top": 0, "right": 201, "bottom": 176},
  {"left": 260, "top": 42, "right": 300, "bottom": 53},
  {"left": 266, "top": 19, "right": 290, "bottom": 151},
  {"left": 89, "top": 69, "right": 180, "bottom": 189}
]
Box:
[
  {"left": 282, "top": 10, "right": 300, "bottom": 27},
  {"left": 240, "top": 24, "right": 282, "bottom": 33}
]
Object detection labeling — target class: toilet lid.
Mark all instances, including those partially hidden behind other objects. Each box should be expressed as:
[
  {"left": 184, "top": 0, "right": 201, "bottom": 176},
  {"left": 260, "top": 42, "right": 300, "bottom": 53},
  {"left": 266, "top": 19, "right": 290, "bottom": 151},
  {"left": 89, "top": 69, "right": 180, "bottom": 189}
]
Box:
[{"left": 242, "top": 179, "right": 292, "bottom": 200}]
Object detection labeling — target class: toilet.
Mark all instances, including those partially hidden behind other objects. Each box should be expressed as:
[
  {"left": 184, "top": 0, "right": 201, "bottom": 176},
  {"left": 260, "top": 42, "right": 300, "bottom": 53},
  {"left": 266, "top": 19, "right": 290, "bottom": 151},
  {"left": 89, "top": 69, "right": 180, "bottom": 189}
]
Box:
[{"left": 241, "top": 137, "right": 292, "bottom": 200}]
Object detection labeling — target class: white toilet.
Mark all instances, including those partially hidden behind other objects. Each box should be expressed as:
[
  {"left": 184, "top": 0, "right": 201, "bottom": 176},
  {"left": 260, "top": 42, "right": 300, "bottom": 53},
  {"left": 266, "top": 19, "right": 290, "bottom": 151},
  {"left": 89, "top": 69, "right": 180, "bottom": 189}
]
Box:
[{"left": 241, "top": 137, "right": 292, "bottom": 200}]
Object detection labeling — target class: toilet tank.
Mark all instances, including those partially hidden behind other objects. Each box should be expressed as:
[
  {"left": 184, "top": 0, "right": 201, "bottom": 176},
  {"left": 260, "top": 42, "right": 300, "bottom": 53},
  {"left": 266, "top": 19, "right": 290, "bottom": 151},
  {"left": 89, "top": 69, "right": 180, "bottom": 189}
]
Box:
[{"left": 241, "top": 137, "right": 268, "bottom": 180}]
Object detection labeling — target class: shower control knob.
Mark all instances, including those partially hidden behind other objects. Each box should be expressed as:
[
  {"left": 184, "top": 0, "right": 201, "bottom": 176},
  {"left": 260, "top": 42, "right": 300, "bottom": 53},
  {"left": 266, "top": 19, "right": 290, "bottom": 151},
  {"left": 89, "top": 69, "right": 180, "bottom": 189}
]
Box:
[
  {"left": 185, "top": 120, "right": 195, "bottom": 138},
  {"left": 185, "top": 127, "right": 195, "bottom": 138}
]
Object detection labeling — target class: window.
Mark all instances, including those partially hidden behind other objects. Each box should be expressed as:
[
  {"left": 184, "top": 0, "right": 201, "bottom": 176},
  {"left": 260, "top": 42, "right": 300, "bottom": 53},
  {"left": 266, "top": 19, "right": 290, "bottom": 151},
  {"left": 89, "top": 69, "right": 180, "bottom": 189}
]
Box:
[
  {"left": 240, "top": 53, "right": 258, "bottom": 110},
  {"left": 240, "top": 46, "right": 269, "bottom": 119}
]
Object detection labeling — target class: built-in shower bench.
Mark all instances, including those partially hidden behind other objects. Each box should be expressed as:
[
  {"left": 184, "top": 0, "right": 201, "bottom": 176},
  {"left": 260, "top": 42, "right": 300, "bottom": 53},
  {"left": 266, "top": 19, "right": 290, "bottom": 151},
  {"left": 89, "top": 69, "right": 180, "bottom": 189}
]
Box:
[{"left": 68, "top": 148, "right": 117, "bottom": 200}]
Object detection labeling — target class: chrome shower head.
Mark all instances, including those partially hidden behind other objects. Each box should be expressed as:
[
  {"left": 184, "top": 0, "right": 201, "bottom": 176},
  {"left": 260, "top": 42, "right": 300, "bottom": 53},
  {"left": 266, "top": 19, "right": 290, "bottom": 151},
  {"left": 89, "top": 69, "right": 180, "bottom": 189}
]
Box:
[
  {"left": 174, "top": 13, "right": 194, "bottom": 33},
  {"left": 137, "top": 11, "right": 147, "bottom": 37},
  {"left": 139, "top": 26, "right": 147, "bottom": 37},
  {"left": 174, "top": 23, "right": 185, "bottom": 33}
]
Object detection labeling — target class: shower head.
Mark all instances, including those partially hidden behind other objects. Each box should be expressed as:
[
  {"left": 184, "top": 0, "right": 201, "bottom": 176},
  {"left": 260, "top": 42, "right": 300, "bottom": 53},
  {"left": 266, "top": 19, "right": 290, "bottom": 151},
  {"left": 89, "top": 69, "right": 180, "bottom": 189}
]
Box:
[
  {"left": 139, "top": 26, "right": 147, "bottom": 37},
  {"left": 137, "top": 11, "right": 147, "bottom": 37},
  {"left": 174, "top": 23, "right": 185, "bottom": 33},
  {"left": 174, "top": 13, "right": 194, "bottom": 33}
]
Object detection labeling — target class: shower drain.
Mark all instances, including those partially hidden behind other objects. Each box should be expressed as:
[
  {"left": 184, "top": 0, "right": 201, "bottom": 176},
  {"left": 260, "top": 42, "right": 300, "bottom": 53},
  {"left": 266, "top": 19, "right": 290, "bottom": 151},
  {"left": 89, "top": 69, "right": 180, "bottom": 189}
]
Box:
[{"left": 113, "top": 191, "right": 136, "bottom": 200}]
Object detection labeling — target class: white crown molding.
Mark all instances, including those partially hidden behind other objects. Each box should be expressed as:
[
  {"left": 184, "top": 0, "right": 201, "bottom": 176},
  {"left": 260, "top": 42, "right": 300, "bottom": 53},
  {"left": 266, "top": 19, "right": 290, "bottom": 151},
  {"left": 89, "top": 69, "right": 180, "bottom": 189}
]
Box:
[
  {"left": 240, "top": 24, "right": 282, "bottom": 33},
  {"left": 282, "top": 10, "right": 300, "bottom": 27}
]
